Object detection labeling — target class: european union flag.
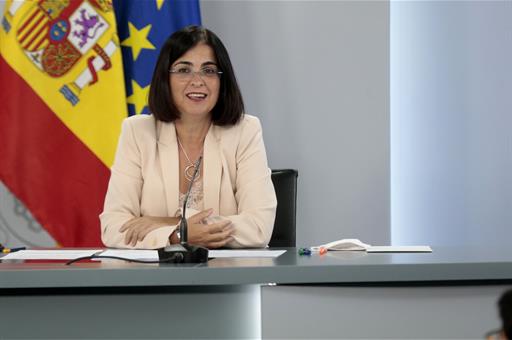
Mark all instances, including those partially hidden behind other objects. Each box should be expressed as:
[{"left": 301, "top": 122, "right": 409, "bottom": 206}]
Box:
[{"left": 114, "top": 0, "right": 201, "bottom": 116}]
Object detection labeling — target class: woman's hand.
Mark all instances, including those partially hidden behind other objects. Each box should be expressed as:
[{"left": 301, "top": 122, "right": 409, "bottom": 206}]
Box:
[
  {"left": 120, "top": 216, "right": 181, "bottom": 246},
  {"left": 186, "top": 209, "right": 234, "bottom": 249}
]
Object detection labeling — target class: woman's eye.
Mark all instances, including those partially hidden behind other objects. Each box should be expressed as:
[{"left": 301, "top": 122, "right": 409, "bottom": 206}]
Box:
[
  {"left": 202, "top": 68, "right": 217, "bottom": 74},
  {"left": 176, "top": 67, "right": 191, "bottom": 73}
]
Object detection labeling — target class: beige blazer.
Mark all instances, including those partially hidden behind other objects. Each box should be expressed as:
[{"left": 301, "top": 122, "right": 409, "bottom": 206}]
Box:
[{"left": 100, "top": 114, "right": 277, "bottom": 249}]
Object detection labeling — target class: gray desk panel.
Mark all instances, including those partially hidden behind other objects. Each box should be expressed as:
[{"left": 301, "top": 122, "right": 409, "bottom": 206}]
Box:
[
  {"left": 1, "top": 285, "right": 262, "bottom": 339},
  {"left": 1, "top": 246, "right": 512, "bottom": 289},
  {"left": 262, "top": 284, "right": 508, "bottom": 339},
  {"left": 1, "top": 246, "right": 511, "bottom": 339}
]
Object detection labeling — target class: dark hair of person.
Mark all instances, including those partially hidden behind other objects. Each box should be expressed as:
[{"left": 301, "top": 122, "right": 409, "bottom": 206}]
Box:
[
  {"left": 499, "top": 289, "right": 512, "bottom": 339},
  {"left": 148, "top": 25, "right": 244, "bottom": 126}
]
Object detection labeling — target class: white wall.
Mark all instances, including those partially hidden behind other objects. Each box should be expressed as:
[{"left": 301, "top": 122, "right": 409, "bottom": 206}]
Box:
[
  {"left": 391, "top": 1, "right": 512, "bottom": 246},
  {"left": 201, "top": 0, "right": 390, "bottom": 247}
]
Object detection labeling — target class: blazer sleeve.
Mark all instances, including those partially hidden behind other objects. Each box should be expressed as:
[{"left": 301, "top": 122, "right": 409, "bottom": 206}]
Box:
[
  {"left": 99, "top": 118, "right": 176, "bottom": 249},
  {"left": 224, "top": 117, "right": 277, "bottom": 248}
]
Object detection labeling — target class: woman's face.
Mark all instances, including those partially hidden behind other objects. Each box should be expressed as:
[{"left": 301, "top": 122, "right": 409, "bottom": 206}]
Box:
[{"left": 169, "top": 43, "right": 221, "bottom": 120}]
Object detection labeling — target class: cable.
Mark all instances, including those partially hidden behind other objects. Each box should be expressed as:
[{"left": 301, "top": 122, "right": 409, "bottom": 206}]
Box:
[{"left": 66, "top": 253, "right": 184, "bottom": 265}]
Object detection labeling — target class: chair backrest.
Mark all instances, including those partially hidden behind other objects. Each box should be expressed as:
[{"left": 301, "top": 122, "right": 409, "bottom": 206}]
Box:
[{"left": 269, "top": 169, "right": 298, "bottom": 247}]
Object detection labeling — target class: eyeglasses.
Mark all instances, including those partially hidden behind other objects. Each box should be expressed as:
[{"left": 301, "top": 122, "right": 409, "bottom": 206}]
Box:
[{"left": 169, "top": 66, "right": 223, "bottom": 80}]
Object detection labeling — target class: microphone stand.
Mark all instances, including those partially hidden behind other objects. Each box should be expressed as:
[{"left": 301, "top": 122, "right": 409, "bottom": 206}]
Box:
[{"left": 158, "top": 156, "right": 209, "bottom": 263}]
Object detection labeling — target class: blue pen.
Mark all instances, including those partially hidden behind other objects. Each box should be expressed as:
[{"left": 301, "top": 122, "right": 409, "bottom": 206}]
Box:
[{"left": 298, "top": 247, "right": 311, "bottom": 256}]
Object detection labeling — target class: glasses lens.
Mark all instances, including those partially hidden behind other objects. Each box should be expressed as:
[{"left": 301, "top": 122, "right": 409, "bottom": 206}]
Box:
[
  {"left": 171, "top": 66, "right": 192, "bottom": 78},
  {"left": 200, "top": 67, "right": 220, "bottom": 78},
  {"left": 170, "top": 66, "right": 220, "bottom": 80}
]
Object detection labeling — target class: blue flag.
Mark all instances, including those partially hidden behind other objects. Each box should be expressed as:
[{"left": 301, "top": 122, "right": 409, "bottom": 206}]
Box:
[{"left": 114, "top": 0, "right": 201, "bottom": 116}]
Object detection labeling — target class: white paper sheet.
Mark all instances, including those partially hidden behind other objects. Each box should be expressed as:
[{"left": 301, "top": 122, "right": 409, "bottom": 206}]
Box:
[
  {"left": 0, "top": 249, "right": 103, "bottom": 260},
  {"left": 100, "top": 249, "right": 158, "bottom": 260},
  {"left": 366, "top": 246, "right": 432, "bottom": 253},
  {"left": 209, "top": 249, "right": 286, "bottom": 258},
  {"left": 100, "top": 249, "right": 286, "bottom": 260},
  {"left": 99, "top": 249, "right": 286, "bottom": 260},
  {"left": 0, "top": 249, "right": 287, "bottom": 261}
]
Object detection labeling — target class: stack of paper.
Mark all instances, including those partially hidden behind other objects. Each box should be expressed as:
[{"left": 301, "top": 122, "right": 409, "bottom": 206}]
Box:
[{"left": 0, "top": 249, "right": 287, "bottom": 261}]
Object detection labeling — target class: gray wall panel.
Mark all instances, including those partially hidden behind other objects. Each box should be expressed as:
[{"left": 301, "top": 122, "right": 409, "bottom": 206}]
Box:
[{"left": 201, "top": 0, "right": 391, "bottom": 247}]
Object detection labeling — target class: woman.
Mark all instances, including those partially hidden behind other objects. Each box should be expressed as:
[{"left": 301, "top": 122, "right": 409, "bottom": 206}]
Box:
[{"left": 100, "top": 26, "right": 276, "bottom": 249}]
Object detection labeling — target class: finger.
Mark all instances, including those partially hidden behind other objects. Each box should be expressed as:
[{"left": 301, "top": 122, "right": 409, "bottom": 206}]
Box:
[
  {"left": 207, "top": 237, "right": 234, "bottom": 249},
  {"left": 132, "top": 234, "right": 139, "bottom": 246},
  {"left": 131, "top": 227, "right": 141, "bottom": 246},
  {"left": 138, "top": 225, "right": 157, "bottom": 241},
  {"left": 120, "top": 218, "right": 137, "bottom": 232},
  {"left": 206, "top": 220, "right": 232, "bottom": 234},
  {"left": 128, "top": 225, "right": 144, "bottom": 246},
  {"left": 207, "top": 228, "right": 234, "bottom": 243},
  {"left": 128, "top": 227, "right": 139, "bottom": 246},
  {"left": 137, "top": 228, "right": 149, "bottom": 241},
  {"left": 136, "top": 228, "right": 145, "bottom": 242},
  {"left": 123, "top": 223, "right": 138, "bottom": 244},
  {"left": 125, "top": 227, "right": 135, "bottom": 246},
  {"left": 225, "top": 225, "right": 235, "bottom": 237},
  {"left": 124, "top": 231, "right": 131, "bottom": 245},
  {"left": 188, "top": 209, "right": 213, "bottom": 224}
]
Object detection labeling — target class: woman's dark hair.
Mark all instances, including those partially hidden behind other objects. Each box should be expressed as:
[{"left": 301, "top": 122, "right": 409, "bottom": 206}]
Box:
[{"left": 148, "top": 25, "right": 244, "bottom": 125}]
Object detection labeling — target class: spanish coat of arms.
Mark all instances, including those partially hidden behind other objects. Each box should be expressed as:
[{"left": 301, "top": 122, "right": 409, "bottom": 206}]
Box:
[{"left": 3, "top": 0, "right": 118, "bottom": 105}]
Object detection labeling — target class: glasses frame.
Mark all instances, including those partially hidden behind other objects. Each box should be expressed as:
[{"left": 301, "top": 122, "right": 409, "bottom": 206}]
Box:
[{"left": 169, "top": 67, "right": 223, "bottom": 81}]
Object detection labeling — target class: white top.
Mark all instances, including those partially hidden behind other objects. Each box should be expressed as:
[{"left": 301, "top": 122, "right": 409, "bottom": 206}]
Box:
[{"left": 179, "top": 179, "right": 204, "bottom": 211}]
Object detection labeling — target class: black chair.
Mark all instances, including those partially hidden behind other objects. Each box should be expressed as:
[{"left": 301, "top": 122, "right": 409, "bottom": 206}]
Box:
[{"left": 269, "top": 169, "right": 298, "bottom": 247}]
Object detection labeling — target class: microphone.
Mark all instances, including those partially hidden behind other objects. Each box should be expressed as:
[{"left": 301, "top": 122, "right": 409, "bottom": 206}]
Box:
[
  {"left": 158, "top": 156, "right": 209, "bottom": 263},
  {"left": 179, "top": 155, "right": 202, "bottom": 245}
]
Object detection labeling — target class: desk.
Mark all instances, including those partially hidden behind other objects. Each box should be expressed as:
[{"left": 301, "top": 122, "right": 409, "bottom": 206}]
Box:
[{"left": 1, "top": 246, "right": 511, "bottom": 339}]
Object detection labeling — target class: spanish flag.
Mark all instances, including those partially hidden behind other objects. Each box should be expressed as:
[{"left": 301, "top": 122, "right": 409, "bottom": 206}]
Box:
[{"left": 0, "top": 0, "right": 127, "bottom": 246}]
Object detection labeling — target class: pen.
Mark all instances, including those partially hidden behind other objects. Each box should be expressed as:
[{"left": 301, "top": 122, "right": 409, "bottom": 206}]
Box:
[
  {"left": 299, "top": 247, "right": 327, "bottom": 256},
  {"left": 2, "top": 247, "right": 26, "bottom": 253},
  {"left": 298, "top": 248, "right": 311, "bottom": 256}
]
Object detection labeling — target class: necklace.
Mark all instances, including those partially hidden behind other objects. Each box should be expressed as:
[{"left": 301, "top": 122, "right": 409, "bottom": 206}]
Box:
[{"left": 177, "top": 137, "right": 203, "bottom": 181}]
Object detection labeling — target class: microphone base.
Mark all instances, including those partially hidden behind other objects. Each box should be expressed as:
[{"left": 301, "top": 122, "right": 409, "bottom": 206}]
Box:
[{"left": 158, "top": 244, "right": 209, "bottom": 263}]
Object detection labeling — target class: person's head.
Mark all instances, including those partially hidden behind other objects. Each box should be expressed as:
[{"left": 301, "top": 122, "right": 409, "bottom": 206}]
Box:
[
  {"left": 499, "top": 289, "right": 512, "bottom": 339},
  {"left": 148, "top": 25, "right": 244, "bottom": 125}
]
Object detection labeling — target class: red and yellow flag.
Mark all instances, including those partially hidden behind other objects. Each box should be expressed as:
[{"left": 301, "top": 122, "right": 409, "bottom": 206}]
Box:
[{"left": 0, "top": 0, "right": 127, "bottom": 246}]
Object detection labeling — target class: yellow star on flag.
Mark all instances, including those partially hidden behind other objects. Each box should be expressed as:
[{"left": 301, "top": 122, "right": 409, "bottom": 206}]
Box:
[
  {"left": 121, "top": 22, "right": 156, "bottom": 61},
  {"left": 127, "top": 80, "right": 150, "bottom": 115},
  {"left": 156, "top": 0, "right": 165, "bottom": 10}
]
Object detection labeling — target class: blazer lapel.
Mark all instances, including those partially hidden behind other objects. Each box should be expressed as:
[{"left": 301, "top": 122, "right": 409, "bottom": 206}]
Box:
[
  {"left": 157, "top": 121, "right": 180, "bottom": 216},
  {"left": 203, "top": 125, "right": 222, "bottom": 215}
]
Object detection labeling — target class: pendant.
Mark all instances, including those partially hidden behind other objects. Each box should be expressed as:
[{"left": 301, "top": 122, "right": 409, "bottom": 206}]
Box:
[{"left": 184, "top": 164, "right": 200, "bottom": 182}]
